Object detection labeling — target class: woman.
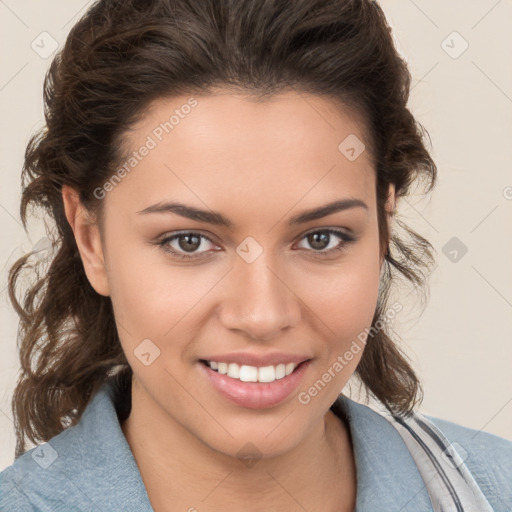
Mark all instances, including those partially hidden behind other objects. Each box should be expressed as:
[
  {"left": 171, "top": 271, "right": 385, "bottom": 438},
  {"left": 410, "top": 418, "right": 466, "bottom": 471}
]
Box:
[{"left": 1, "top": 0, "right": 510, "bottom": 510}]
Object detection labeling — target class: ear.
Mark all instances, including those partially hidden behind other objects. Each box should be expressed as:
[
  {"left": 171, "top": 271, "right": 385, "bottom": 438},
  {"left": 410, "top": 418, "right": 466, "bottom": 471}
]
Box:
[
  {"left": 380, "top": 183, "right": 396, "bottom": 266},
  {"left": 385, "top": 183, "right": 396, "bottom": 218},
  {"left": 61, "top": 185, "right": 110, "bottom": 297}
]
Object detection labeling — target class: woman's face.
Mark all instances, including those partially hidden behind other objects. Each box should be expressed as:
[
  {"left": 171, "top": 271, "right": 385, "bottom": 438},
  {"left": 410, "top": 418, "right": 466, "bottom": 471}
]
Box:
[{"left": 71, "top": 90, "right": 393, "bottom": 458}]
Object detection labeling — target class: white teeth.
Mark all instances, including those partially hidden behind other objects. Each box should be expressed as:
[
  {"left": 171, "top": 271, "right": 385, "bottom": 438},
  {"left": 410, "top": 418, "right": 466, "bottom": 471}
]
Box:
[
  {"left": 206, "top": 360, "right": 299, "bottom": 383},
  {"left": 239, "top": 365, "right": 258, "bottom": 382},
  {"left": 275, "top": 364, "right": 286, "bottom": 379},
  {"left": 285, "top": 363, "right": 295, "bottom": 376},
  {"left": 227, "top": 363, "right": 240, "bottom": 379},
  {"left": 258, "top": 365, "right": 275, "bottom": 383}
]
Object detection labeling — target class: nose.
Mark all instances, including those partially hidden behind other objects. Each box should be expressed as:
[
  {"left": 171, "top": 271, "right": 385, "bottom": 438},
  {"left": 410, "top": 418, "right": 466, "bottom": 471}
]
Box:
[{"left": 218, "top": 253, "right": 301, "bottom": 341}]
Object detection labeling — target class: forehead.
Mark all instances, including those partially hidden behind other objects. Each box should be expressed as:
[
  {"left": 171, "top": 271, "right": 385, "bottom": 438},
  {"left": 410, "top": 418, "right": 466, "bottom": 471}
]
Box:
[{"left": 109, "top": 90, "right": 376, "bottom": 222}]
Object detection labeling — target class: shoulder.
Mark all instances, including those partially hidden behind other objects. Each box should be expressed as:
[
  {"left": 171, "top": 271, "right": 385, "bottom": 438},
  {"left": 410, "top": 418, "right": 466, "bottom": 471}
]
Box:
[
  {"left": 425, "top": 414, "right": 512, "bottom": 511},
  {"left": 0, "top": 381, "right": 152, "bottom": 511},
  {"left": 0, "top": 463, "right": 34, "bottom": 511},
  {"left": 0, "top": 427, "right": 85, "bottom": 512},
  {"left": 0, "top": 389, "right": 100, "bottom": 510},
  {"left": 340, "top": 394, "right": 512, "bottom": 511}
]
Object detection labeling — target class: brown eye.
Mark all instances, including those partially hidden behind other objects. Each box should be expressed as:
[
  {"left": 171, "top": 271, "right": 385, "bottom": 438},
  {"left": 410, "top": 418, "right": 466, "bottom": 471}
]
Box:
[
  {"left": 158, "top": 232, "right": 218, "bottom": 260},
  {"left": 306, "top": 232, "right": 331, "bottom": 250},
  {"left": 296, "top": 228, "right": 356, "bottom": 257},
  {"left": 176, "top": 233, "right": 201, "bottom": 252}
]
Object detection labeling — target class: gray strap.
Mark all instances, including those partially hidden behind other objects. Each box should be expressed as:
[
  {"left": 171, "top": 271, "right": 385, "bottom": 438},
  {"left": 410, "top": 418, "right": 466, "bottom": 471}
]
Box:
[{"left": 377, "top": 407, "right": 494, "bottom": 511}]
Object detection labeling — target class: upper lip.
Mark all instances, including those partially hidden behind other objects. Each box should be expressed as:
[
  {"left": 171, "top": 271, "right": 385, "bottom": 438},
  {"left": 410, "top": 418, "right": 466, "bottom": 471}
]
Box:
[{"left": 200, "top": 352, "right": 312, "bottom": 367}]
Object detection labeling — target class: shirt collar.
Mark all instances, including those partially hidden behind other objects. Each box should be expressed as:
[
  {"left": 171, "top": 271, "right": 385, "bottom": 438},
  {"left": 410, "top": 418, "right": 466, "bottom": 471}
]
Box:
[
  {"left": 34, "top": 379, "right": 153, "bottom": 511},
  {"left": 16, "top": 378, "right": 433, "bottom": 510},
  {"left": 331, "top": 395, "right": 433, "bottom": 510}
]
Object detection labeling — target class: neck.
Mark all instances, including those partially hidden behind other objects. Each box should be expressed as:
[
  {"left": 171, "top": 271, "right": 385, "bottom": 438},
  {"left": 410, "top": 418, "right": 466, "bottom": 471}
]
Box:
[{"left": 121, "top": 380, "right": 356, "bottom": 512}]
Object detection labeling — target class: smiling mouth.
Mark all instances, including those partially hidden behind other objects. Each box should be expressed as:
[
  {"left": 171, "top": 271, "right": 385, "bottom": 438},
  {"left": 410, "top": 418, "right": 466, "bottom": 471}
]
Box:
[{"left": 200, "top": 359, "right": 307, "bottom": 384}]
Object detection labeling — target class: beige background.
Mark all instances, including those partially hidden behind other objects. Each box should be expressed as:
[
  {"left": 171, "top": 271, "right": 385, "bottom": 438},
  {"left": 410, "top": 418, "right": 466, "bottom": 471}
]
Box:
[{"left": 1, "top": 0, "right": 511, "bottom": 470}]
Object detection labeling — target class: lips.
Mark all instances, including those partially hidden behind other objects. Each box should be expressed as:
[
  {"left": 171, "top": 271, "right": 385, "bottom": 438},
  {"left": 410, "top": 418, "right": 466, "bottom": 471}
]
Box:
[{"left": 197, "top": 353, "right": 312, "bottom": 409}]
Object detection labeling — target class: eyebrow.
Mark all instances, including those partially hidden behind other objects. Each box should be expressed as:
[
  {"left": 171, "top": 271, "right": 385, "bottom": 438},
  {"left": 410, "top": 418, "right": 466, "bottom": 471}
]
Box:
[{"left": 136, "top": 198, "right": 368, "bottom": 228}]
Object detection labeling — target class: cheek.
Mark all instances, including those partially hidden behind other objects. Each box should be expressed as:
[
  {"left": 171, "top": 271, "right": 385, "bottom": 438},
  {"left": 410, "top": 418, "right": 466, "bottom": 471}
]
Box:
[
  {"left": 298, "top": 240, "right": 382, "bottom": 341},
  {"left": 105, "top": 238, "right": 226, "bottom": 360},
  {"left": 335, "top": 260, "right": 381, "bottom": 334},
  {"left": 295, "top": 246, "right": 381, "bottom": 403},
  {"left": 104, "top": 238, "right": 173, "bottom": 341}
]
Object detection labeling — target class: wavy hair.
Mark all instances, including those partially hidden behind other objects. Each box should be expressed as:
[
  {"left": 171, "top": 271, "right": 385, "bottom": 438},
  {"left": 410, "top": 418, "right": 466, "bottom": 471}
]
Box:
[{"left": 8, "top": 0, "right": 436, "bottom": 458}]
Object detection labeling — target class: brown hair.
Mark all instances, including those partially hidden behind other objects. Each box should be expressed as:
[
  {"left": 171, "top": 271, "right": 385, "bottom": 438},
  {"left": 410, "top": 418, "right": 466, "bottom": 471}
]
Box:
[{"left": 8, "top": 0, "right": 436, "bottom": 458}]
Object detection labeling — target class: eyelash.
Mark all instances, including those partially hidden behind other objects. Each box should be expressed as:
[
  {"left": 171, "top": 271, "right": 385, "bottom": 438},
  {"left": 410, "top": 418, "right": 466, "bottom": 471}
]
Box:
[{"left": 157, "top": 228, "right": 356, "bottom": 261}]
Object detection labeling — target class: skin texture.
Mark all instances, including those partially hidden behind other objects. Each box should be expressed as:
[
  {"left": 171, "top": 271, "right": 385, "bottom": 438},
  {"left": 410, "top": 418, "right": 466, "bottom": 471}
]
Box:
[{"left": 62, "top": 90, "right": 395, "bottom": 511}]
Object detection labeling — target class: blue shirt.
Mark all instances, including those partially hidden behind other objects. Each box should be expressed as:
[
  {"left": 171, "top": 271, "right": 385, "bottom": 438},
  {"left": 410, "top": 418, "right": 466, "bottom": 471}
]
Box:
[{"left": 1, "top": 378, "right": 511, "bottom": 511}]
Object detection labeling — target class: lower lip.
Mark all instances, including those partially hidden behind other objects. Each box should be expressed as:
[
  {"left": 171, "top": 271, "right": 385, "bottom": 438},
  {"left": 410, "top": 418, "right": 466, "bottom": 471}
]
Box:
[{"left": 198, "top": 360, "right": 311, "bottom": 409}]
